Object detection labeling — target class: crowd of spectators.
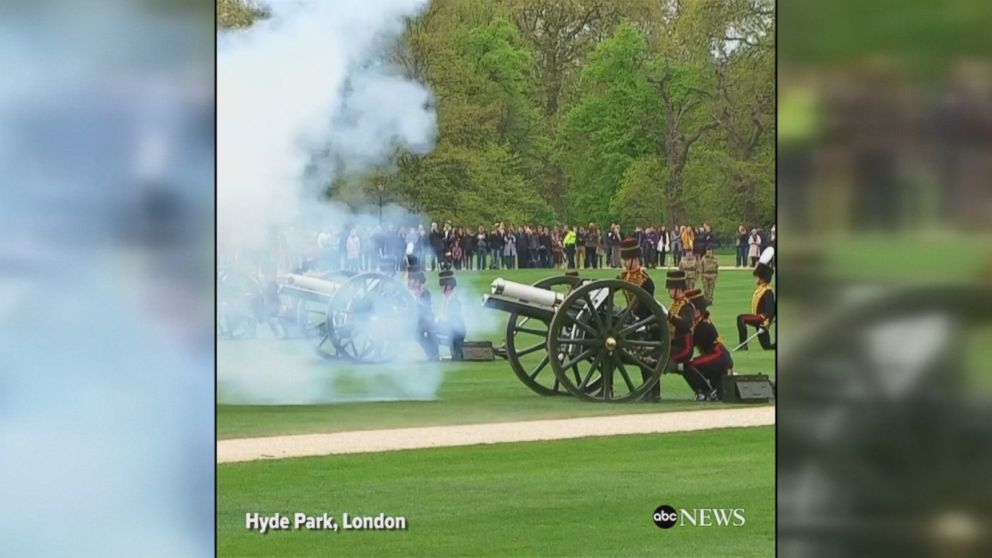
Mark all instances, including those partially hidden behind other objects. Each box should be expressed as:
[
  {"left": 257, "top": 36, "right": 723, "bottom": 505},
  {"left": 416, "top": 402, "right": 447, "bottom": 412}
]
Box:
[{"left": 261, "top": 221, "right": 775, "bottom": 275}]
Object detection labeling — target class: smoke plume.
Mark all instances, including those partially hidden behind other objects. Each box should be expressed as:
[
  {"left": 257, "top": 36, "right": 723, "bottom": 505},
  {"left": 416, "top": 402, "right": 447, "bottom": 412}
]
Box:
[{"left": 218, "top": 0, "right": 439, "bottom": 404}]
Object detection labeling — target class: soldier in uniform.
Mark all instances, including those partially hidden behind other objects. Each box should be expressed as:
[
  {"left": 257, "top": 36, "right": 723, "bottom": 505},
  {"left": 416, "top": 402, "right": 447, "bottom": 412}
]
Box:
[
  {"left": 680, "top": 249, "right": 699, "bottom": 290},
  {"left": 736, "top": 255, "right": 776, "bottom": 350},
  {"left": 700, "top": 246, "right": 720, "bottom": 303},
  {"left": 616, "top": 238, "right": 661, "bottom": 401},
  {"left": 437, "top": 269, "right": 466, "bottom": 361},
  {"left": 687, "top": 290, "right": 731, "bottom": 400},
  {"left": 405, "top": 255, "right": 439, "bottom": 360},
  {"left": 665, "top": 273, "right": 713, "bottom": 399}
]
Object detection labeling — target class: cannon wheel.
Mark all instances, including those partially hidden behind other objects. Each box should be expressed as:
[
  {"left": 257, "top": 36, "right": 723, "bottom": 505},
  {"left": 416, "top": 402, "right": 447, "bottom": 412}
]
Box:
[
  {"left": 547, "top": 279, "right": 670, "bottom": 402},
  {"left": 777, "top": 285, "right": 992, "bottom": 554},
  {"left": 504, "top": 275, "right": 582, "bottom": 396},
  {"left": 294, "top": 271, "right": 351, "bottom": 339},
  {"left": 326, "top": 272, "right": 415, "bottom": 363},
  {"left": 218, "top": 268, "right": 262, "bottom": 339}
]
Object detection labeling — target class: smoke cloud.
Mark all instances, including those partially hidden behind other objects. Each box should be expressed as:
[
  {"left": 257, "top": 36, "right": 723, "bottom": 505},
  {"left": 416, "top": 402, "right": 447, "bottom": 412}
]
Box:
[{"left": 217, "top": 0, "right": 440, "bottom": 404}]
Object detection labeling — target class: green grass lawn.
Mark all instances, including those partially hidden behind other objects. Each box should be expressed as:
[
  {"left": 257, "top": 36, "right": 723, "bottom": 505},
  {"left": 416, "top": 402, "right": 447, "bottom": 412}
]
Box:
[
  {"left": 219, "top": 268, "right": 775, "bottom": 439},
  {"left": 218, "top": 426, "right": 774, "bottom": 557}
]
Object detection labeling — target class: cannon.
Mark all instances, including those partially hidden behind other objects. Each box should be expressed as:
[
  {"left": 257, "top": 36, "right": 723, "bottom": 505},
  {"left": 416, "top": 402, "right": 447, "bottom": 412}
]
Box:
[
  {"left": 277, "top": 271, "right": 415, "bottom": 363},
  {"left": 484, "top": 276, "right": 672, "bottom": 402},
  {"left": 218, "top": 266, "right": 415, "bottom": 363}
]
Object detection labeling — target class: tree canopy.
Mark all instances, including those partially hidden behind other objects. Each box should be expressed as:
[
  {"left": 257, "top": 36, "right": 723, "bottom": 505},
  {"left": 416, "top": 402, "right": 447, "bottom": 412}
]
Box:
[{"left": 218, "top": 0, "right": 775, "bottom": 235}]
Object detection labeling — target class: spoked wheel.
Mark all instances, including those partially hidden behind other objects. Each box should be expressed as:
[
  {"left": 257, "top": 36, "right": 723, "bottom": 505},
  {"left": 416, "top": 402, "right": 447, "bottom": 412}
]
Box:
[
  {"left": 548, "top": 279, "right": 670, "bottom": 402},
  {"left": 327, "top": 272, "right": 415, "bottom": 363},
  {"left": 778, "top": 285, "right": 992, "bottom": 556},
  {"left": 294, "top": 272, "right": 349, "bottom": 339},
  {"left": 505, "top": 275, "right": 583, "bottom": 396},
  {"left": 217, "top": 268, "right": 262, "bottom": 339}
]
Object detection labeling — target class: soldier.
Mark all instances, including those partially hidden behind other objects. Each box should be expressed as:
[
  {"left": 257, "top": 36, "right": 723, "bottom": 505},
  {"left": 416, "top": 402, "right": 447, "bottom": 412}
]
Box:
[
  {"left": 437, "top": 269, "right": 466, "bottom": 361},
  {"left": 687, "top": 290, "right": 731, "bottom": 400},
  {"left": 615, "top": 238, "right": 662, "bottom": 401},
  {"left": 405, "top": 255, "right": 439, "bottom": 360},
  {"left": 701, "top": 246, "right": 720, "bottom": 303},
  {"left": 736, "top": 251, "right": 776, "bottom": 351},
  {"left": 665, "top": 272, "right": 713, "bottom": 400},
  {"left": 680, "top": 249, "right": 699, "bottom": 291}
]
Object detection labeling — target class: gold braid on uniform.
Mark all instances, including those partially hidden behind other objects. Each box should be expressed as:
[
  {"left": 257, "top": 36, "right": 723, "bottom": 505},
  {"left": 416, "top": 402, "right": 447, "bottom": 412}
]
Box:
[
  {"left": 668, "top": 298, "right": 687, "bottom": 340},
  {"left": 618, "top": 269, "right": 649, "bottom": 308},
  {"left": 751, "top": 284, "right": 770, "bottom": 315}
]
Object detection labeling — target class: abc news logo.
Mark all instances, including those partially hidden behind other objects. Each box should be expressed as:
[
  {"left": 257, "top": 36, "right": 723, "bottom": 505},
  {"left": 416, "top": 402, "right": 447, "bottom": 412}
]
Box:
[{"left": 652, "top": 505, "right": 746, "bottom": 529}]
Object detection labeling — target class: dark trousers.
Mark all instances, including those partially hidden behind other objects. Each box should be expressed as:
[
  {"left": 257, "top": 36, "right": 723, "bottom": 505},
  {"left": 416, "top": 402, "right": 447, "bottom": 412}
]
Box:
[
  {"left": 670, "top": 334, "right": 711, "bottom": 395},
  {"left": 737, "top": 245, "right": 748, "bottom": 267},
  {"left": 565, "top": 246, "right": 576, "bottom": 268},
  {"left": 690, "top": 346, "right": 733, "bottom": 398},
  {"left": 736, "top": 314, "right": 775, "bottom": 350},
  {"left": 659, "top": 250, "right": 667, "bottom": 267},
  {"left": 585, "top": 247, "right": 597, "bottom": 268},
  {"left": 477, "top": 248, "right": 487, "bottom": 270}
]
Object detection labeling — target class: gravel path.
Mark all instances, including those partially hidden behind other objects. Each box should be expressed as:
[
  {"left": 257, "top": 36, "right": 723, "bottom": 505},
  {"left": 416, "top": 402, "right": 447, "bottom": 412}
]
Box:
[{"left": 218, "top": 406, "right": 774, "bottom": 463}]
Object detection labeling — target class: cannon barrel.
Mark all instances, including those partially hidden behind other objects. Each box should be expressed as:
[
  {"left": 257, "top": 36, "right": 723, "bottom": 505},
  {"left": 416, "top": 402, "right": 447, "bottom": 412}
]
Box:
[
  {"left": 279, "top": 273, "right": 340, "bottom": 295},
  {"left": 491, "top": 278, "right": 564, "bottom": 307}
]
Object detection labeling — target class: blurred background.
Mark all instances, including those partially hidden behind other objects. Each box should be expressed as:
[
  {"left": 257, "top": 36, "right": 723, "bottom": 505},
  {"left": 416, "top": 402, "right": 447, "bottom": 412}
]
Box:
[
  {"left": 778, "top": 0, "right": 992, "bottom": 556},
  {"left": 0, "top": 1, "right": 213, "bottom": 556}
]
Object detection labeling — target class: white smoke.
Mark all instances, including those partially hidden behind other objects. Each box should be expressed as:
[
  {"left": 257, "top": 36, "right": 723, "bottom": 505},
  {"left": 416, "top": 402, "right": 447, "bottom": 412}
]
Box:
[
  {"left": 218, "top": 0, "right": 435, "bottom": 249},
  {"left": 218, "top": 0, "right": 440, "bottom": 404}
]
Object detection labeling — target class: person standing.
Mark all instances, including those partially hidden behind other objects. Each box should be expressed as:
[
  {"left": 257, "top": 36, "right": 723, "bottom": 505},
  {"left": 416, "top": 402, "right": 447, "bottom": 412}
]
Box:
[
  {"left": 608, "top": 224, "right": 622, "bottom": 268},
  {"left": 575, "top": 226, "right": 586, "bottom": 269},
  {"left": 658, "top": 226, "right": 670, "bottom": 267},
  {"left": 645, "top": 226, "right": 659, "bottom": 268},
  {"left": 475, "top": 226, "right": 488, "bottom": 270},
  {"left": 429, "top": 222, "right": 444, "bottom": 271},
  {"left": 539, "top": 226, "right": 551, "bottom": 268},
  {"left": 503, "top": 228, "right": 517, "bottom": 269},
  {"left": 489, "top": 224, "right": 504, "bottom": 270},
  {"left": 736, "top": 225, "right": 748, "bottom": 267},
  {"left": 617, "top": 238, "right": 661, "bottom": 401},
  {"left": 405, "top": 255, "right": 439, "bottom": 361},
  {"left": 701, "top": 246, "right": 720, "bottom": 303},
  {"left": 680, "top": 249, "right": 699, "bottom": 291},
  {"left": 551, "top": 230, "right": 563, "bottom": 269},
  {"left": 681, "top": 225, "right": 695, "bottom": 256},
  {"left": 346, "top": 228, "right": 360, "bottom": 272},
  {"left": 437, "top": 270, "right": 466, "bottom": 360},
  {"left": 563, "top": 226, "right": 576, "bottom": 269},
  {"left": 585, "top": 223, "right": 599, "bottom": 269},
  {"left": 671, "top": 227, "right": 683, "bottom": 267},
  {"left": 748, "top": 228, "right": 762, "bottom": 267}
]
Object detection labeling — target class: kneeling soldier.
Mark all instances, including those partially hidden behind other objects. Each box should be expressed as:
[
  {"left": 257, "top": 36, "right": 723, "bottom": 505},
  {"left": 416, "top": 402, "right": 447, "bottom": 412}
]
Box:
[
  {"left": 688, "top": 291, "right": 731, "bottom": 400},
  {"left": 437, "top": 269, "right": 466, "bottom": 360},
  {"left": 667, "top": 273, "right": 715, "bottom": 400},
  {"left": 736, "top": 255, "right": 776, "bottom": 350}
]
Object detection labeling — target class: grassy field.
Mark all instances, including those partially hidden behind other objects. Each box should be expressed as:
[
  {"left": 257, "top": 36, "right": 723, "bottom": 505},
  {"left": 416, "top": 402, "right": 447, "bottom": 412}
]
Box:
[
  {"left": 218, "top": 267, "right": 775, "bottom": 439},
  {"left": 218, "top": 426, "right": 774, "bottom": 557}
]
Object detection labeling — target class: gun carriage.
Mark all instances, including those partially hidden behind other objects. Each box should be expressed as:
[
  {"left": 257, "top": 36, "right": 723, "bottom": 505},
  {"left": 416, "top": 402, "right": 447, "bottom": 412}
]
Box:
[
  {"left": 218, "top": 268, "right": 414, "bottom": 363},
  {"left": 484, "top": 276, "right": 672, "bottom": 402}
]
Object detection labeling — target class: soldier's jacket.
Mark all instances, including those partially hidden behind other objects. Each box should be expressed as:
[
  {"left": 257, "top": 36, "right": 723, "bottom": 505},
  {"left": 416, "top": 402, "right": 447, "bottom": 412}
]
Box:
[
  {"left": 680, "top": 255, "right": 698, "bottom": 278},
  {"left": 701, "top": 254, "right": 719, "bottom": 277},
  {"left": 617, "top": 268, "right": 655, "bottom": 319}
]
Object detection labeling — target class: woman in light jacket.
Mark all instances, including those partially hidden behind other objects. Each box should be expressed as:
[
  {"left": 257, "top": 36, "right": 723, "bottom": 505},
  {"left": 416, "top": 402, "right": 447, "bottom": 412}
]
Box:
[
  {"left": 503, "top": 228, "right": 517, "bottom": 270},
  {"left": 657, "top": 226, "right": 670, "bottom": 267},
  {"left": 748, "top": 228, "right": 762, "bottom": 267}
]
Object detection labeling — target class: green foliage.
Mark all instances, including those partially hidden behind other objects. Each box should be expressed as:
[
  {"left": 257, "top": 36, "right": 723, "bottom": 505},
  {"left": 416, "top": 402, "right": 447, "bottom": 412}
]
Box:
[{"left": 218, "top": 0, "right": 774, "bottom": 230}]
